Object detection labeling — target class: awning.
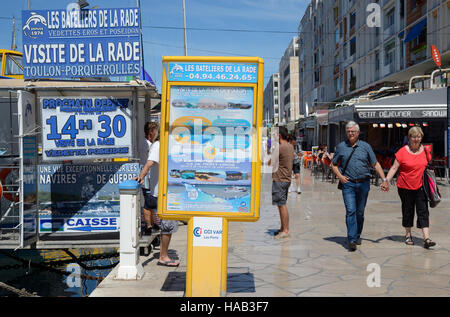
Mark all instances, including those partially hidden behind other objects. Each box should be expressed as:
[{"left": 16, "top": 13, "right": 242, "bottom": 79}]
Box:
[
  {"left": 355, "top": 88, "right": 447, "bottom": 121},
  {"left": 328, "top": 105, "right": 355, "bottom": 124},
  {"left": 404, "top": 18, "right": 427, "bottom": 43},
  {"left": 316, "top": 111, "right": 329, "bottom": 126}
]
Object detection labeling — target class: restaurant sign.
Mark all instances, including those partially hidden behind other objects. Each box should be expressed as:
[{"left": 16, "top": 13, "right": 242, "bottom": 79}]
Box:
[{"left": 358, "top": 109, "right": 446, "bottom": 120}]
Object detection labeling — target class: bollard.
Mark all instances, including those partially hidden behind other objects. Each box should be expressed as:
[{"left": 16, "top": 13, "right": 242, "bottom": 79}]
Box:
[{"left": 115, "top": 180, "right": 144, "bottom": 280}]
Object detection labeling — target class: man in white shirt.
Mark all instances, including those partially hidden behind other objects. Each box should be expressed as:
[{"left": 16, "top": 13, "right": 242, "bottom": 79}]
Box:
[
  {"left": 137, "top": 122, "right": 179, "bottom": 267},
  {"left": 139, "top": 122, "right": 156, "bottom": 235}
]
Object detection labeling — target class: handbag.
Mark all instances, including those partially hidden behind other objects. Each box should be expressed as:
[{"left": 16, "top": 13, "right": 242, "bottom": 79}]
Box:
[
  {"left": 337, "top": 146, "right": 356, "bottom": 190},
  {"left": 422, "top": 149, "right": 441, "bottom": 208}
]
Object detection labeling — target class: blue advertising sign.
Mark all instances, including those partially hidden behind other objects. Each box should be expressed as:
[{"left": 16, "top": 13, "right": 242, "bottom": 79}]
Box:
[
  {"left": 38, "top": 162, "right": 139, "bottom": 233},
  {"left": 168, "top": 62, "right": 258, "bottom": 83},
  {"left": 167, "top": 86, "right": 253, "bottom": 213},
  {"left": 22, "top": 8, "right": 141, "bottom": 79},
  {"left": 41, "top": 96, "right": 133, "bottom": 161}
]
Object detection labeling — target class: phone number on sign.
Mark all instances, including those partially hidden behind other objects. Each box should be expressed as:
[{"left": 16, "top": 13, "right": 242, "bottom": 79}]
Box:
[{"left": 187, "top": 73, "right": 256, "bottom": 81}]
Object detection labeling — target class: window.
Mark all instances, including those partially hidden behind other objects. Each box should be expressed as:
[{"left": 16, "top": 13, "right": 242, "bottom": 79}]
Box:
[
  {"left": 284, "top": 79, "right": 290, "bottom": 91},
  {"left": 410, "top": 0, "right": 422, "bottom": 12},
  {"left": 314, "top": 69, "right": 320, "bottom": 83},
  {"left": 350, "top": 12, "right": 356, "bottom": 29},
  {"left": 350, "top": 37, "right": 356, "bottom": 56},
  {"left": 384, "top": 8, "right": 395, "bottom": 30},
  {"left": 334, "top": 77, "right": 340, "bottom": 92},
  {"left": 5, "top": 54, "right": 23, "bottom": 76},
  {"left": 283, "top": 66, "right": 290, "bottom": 77},
  {"left": 410, "top": 24, "right": 427, "bottom": 48},
  {"left": 375, "top": 51, "right": 380, "bottom": 71},
  {"left": 284, "top": 94, "right": 290, "bottom": 105},
  {"left": 384, "top": 41, "right": 395, "bottom": 66}
]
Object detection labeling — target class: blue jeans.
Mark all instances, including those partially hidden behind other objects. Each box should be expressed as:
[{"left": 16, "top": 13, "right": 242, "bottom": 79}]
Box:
[{"left": 342, "top": 180, "right": 370, "bottom": 243}]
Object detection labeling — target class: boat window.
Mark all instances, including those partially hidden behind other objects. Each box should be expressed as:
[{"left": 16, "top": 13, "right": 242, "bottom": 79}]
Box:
[{"left": 5, "top": 54, "right": 23, "bottom": 76}]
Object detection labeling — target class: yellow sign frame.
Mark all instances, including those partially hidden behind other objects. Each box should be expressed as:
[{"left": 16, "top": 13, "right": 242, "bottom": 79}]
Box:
[{"left": 157, "top": 56, "right": 264, "bottom": 223}]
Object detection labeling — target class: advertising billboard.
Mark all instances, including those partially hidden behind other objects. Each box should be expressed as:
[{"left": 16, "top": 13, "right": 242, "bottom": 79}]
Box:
[
  {"left": 40, "top": 96, "right": 133, "bottom": 161},
  {"left": 22, "top": 7, "right": 141, "bottom": 79},
  {"left": 38, "top": 162, "right": 139, "bottom": 233},
  {"left": 159, "top": 57, "right": 264, "bottom": 222}
]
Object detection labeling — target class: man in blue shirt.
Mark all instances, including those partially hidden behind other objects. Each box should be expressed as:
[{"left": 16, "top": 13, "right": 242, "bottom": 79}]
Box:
[{"left": 331, "top": 121, "right": 388, "bottom": 251}]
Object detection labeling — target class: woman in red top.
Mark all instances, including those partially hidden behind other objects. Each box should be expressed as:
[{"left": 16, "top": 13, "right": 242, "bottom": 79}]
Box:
[{"left": 384, "top": 127, "right": 436, "bottom": 249}]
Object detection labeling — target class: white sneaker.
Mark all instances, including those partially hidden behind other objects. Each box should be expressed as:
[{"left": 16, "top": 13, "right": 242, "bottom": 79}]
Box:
[{"left": 297, "top": 188, "right": 302, "bottom": 194}]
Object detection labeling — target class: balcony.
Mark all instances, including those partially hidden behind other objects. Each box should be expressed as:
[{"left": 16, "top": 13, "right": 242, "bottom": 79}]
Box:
[
  {"left": 334, "top": 64, "right": 340, "bottom": 75},
  {"left": 349, "top": 77, "right": 356, "bottom": 92},
  {"left": 384, "top": 24, "right": 395, "bottom": 40},
  {"left": 408, "top": 43, "right": 427, "bottom": 67}
]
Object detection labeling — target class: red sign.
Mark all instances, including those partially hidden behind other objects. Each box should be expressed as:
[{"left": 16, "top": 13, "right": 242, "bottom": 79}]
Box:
[{"left": 431, "top": 45, "right": 442, "bottom": 67}]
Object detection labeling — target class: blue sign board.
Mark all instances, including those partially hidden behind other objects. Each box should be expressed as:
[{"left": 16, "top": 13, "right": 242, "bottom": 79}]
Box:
[
  {"left": 38, "top": 162, "right": 139, "bottom": 233},
  {"left": 41, "top": 96, "right": 133, "bottom": 161},
  {"left": 22, "top": 8, "right": 141, "bottom": 79},
  {"left": 168, "top": 62, "right": 258, "bottom": 83}
]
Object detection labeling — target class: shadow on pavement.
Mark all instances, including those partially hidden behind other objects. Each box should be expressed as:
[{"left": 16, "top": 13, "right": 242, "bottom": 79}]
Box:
[
  {"left": 323, "top": 235, "right": 425, "bottom": 248},
  {"left": 160, "top": 272, "right": 256, "bottom": 293}
]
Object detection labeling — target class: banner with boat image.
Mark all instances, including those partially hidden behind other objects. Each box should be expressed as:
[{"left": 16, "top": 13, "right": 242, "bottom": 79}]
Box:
[
  {"left": 167, "top": 85, "right": 254, "bottom": 213},
  {"left": 38, "top": 162, "right": 139, "bottom": 233}
]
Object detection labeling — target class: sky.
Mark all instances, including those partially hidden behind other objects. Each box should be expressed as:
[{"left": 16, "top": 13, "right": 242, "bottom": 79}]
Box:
[{"left": 0, "top": 0, "right": 309, "bottom": 92}]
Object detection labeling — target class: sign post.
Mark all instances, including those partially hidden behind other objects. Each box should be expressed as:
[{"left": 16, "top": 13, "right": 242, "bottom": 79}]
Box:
[
  {"left": 159, "top": 56, "right": 264, "bottom": 296},
  {"left": 431, "top": 45, "right": 442, "bottom": 68}
]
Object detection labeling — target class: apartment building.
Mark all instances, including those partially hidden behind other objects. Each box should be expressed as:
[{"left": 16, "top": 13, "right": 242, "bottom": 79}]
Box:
[
  {"left": 278, "top": 37, "right": 300, "bottom": 128},
  {"left": 263, "top": 73, "right": 280, "bottom": 126},
  {"left": 294, "top": 0, "right": 449, "bottom": 150},
  {"left": 298, "top": 0, "right": 450, "bottom": 115}
]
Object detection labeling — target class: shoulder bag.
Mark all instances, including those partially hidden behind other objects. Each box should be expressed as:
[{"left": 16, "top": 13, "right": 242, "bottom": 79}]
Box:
[
  {"left": 422, "top": 148, "right": 441, "bottom": 208},
  {"left": 337, "top": 146, "right": 356, "bottom": 190}
]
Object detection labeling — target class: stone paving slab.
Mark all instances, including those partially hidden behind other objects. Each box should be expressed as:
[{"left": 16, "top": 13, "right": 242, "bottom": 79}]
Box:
[{"left": 90, "top": 169, "right": 450, "bottom": 297}]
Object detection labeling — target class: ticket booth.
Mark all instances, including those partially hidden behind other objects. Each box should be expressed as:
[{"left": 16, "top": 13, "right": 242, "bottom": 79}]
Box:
[
  {"left": 0, "top": 79, "right": 159, "bottom": 250},
  {"left": 158, "top": 56, "right": 264, "bottom": 296}
]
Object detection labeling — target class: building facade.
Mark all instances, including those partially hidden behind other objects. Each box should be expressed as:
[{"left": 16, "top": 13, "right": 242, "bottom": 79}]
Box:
[
  {"left": 279, "top": 37, "right": 300, "bottom": 128},
  {"left": 298, "top": 0, "right": 450, "bottom": 113},
  {"left": 263, "top": 73, "right": 280, "bottom": 126},
  {"left": 295, "top": 0, "right": 449, "bottom": 150}
]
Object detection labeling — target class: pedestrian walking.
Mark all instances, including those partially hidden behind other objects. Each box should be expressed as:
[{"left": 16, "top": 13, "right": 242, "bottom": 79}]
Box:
[
  {"left": 331, "top": 121, "right": 388, "bottom": 251},
  {"left": 137, "top": 122, "right": 180, "bottom": 266},
  {"left": 289, "top": 134, "right": 302, "bottom": 194},
  {"left": 383, "top": 126, "right": 436, "bottom": 249},
  {"left": 268, "top": 126, "right": 294, "bottom": 239}
]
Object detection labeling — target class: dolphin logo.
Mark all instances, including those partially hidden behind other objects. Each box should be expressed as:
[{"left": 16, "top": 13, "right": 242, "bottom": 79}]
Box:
[
  {"left": 23, "top": 12, "right": 47, "bottom": 38},
  {"left": 170, "top": 64, "right": 184, "bottom": 74}
]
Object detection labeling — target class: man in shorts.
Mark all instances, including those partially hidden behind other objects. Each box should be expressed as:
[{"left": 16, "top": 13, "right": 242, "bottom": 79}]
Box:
[
  {"left": 137, "top": 122, "right": 179, "bottom": 267},
  {"left": 269, "top": 126, "right": 294, "bottom": 239}
]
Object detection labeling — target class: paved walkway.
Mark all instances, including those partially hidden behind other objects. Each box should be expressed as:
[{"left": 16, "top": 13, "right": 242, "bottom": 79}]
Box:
[{"left": 90, "top": 167, "right": 450, "bottom": 297}]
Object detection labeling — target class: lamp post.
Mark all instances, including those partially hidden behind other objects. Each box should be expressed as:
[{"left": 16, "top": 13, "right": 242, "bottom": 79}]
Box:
[{"left": 183, "top": 0, "right": 187, "bottom": 56}]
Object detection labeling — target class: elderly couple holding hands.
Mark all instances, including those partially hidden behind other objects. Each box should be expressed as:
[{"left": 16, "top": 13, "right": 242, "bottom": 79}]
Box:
[{"left": 331, "top": 121, "right": 436, "bottom": 252}]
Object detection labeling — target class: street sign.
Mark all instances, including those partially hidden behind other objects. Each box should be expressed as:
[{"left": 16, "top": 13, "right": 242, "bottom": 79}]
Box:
[{"left": 431, "top": 45, "right": 442, "bottom": 68}]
